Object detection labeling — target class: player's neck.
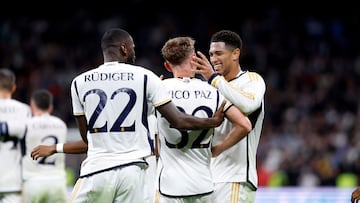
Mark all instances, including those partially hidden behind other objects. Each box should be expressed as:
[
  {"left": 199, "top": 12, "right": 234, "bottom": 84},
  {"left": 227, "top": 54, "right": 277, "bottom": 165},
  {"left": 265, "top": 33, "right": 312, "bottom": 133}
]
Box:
[
  {"left": 224, "top": 65, "right": 241, "bottom": 81},
  {"left": 0, "top": 91, "right": 12, "bottom": 99},
  {"left": 32, "top": 110, "right": 50, "bottom": 117},
  {"left": 173, "top": 67, "right": 195, "bottom": 78}
]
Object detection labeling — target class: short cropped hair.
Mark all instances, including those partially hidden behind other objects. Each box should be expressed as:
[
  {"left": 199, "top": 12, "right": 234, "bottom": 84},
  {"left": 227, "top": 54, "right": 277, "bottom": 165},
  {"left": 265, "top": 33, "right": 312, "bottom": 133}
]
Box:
[
  {"left": 161, "top": 37, "right": 195, "bottom": 65},
  {"left": 101, "top": 28, "right": 131, "bottom": 51},
  {"left": 210, "top": 30, "right": 242, "bottom": 50},
  {"left": 31, "top": 89, "right": 53, "bottom": 111},
  {"left": 0, "top": 68, "right": 15, "bottom": 91}
]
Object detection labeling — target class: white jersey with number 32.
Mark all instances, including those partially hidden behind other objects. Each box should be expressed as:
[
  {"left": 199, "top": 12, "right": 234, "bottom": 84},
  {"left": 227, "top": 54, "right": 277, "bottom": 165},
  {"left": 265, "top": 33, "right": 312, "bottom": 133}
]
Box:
[{"left": 157, "top": 77, "right": 225, "bottom": 197}]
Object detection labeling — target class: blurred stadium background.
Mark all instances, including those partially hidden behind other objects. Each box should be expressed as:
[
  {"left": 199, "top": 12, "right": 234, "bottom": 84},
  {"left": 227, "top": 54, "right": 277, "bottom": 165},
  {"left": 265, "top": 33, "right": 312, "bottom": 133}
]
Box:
[{"left": 2, "top": 2, "right": 360, "bottom": 202}]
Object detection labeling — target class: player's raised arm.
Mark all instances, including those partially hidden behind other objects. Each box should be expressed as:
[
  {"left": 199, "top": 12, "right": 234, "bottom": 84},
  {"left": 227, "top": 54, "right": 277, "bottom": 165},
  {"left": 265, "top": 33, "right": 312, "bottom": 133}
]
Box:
[{"left": 211, "top": 104, "right": 252, "bottom": 157}]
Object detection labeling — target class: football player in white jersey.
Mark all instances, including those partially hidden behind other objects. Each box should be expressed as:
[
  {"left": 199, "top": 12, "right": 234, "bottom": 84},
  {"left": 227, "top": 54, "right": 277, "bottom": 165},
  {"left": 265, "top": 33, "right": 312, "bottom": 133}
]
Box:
[
  {"left": 156, "top": 36, "right": 252, "bottom": 203},
  {"left": 22, "top": 89, "right": 68, "bottom": 203},
  {"left": 192, "top": 30, "right": 266, "bottom": 203},
  {"left": 0, "top": 68, "right": 31, "bottom": 203},
  {"left": 144, "top": 107, "right": 159, "bottom": 203},
  {"left": 68, "top": 28, "right": 224, "bottom": 203},
  {"left": 31, "top": 111, "right": 159, "bottom": 203}
]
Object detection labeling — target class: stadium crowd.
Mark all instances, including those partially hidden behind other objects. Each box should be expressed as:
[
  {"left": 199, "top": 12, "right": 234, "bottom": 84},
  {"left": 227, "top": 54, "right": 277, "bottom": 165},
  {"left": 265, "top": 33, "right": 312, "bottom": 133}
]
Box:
[{"left": 1, "top": 4, "right": 360, "bottom": 187}]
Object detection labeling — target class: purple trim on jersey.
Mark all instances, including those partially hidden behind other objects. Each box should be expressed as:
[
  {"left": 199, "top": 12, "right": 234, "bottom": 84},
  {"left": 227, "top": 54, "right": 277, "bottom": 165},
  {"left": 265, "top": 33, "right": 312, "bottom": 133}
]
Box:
[
  {"left": 73, "top": 80, "right": 80, "bottom": 99},
  {"left": 142, "top": 75, "right": 155, "bottom": 153},
  {"left": 208, "top": 73, "right": 219, "bottom": 84},
  {"left": 216, "top": 90, "right": 220, "bottom": 109},
  {"left": 246, "top": 103, "right": 262, "bottom": 191},
  {"left": 229, "top": 70, "right": 247, "bottom": 82},
  {"left": 79, "top": 161, "right": 148, "bottom": 178},
  {"left": 0, "top": 122, "right": 9, "bottom": 137}
]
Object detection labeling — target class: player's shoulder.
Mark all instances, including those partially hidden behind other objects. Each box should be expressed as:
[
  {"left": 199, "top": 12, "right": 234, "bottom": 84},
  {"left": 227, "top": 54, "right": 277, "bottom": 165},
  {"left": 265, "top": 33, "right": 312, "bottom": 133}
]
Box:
[
  {"left": 71, "top": 67, "right": 94, "bottom": 82},
  {"left": 244, "top": 70, "right": 262, "bottom": 77},
  {"left": 28, "top": 115, "right": 67, "bottom": 130},
  {"left": 130, "top": 64, "right": 155, "bottom": 74},
  {"left": 11, "top": 99, "right": 31, "bottom": 110},
  {"left": 48, "top": 115, "right": 67, "bottom": 127},
  {"left": 243, "top": 71, "right": 265, "bottom": 82},
  {"left": 163, "top": 77, "right": 207, "bottom": 84}
]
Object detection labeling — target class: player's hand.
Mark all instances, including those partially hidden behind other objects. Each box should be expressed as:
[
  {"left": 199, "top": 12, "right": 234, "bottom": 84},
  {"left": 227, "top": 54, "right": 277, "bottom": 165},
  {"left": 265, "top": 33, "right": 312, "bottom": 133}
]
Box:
[
  {"left": 352, "top": 187, "right": 360, "bottom": 203},
  {"left": 31, "top": 145, "right": 56, "bottom": 160},
  {"left": 211, "top": 144, "right": 223, "bottom": 157},
  {"left": 192, "top": 51, "right": 215, "bottom": 80},
  {"left": 212, "top": 101, "right": 225, "bottom": 127}
]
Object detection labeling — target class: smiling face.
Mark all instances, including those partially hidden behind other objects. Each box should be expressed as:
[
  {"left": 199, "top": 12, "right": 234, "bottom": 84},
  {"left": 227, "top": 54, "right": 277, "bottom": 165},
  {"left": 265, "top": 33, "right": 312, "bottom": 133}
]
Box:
[{"left": 209, "top": 41, "right": 240, "bottom": 80}]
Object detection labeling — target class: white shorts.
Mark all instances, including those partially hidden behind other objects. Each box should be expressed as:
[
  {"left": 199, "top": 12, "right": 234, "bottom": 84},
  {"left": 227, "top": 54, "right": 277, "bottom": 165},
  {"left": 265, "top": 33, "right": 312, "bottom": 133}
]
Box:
[
  {"left": 69, "top": 164, "right": 145, "bottom": 203},
  {"left": 212, "top": 182, "right": 255, "bottom": 203},
  {"left": 22, "top": 177, "right": 67, "bottom": 203},
  {"left": 159, "top": 193, "right": 212, "bottom": 203},
  {"left": 144, "top": 156, "right": 157, "bottom": 203},
  {"left": 0, "top": 192, "right": 21, "bottom": 203}
]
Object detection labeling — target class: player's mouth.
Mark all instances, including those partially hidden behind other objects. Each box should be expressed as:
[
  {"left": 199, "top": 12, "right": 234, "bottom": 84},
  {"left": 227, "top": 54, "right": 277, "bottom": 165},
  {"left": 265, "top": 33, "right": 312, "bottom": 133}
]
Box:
[{"left": 213, "top": 64, "right": 222, "bottom": 71}]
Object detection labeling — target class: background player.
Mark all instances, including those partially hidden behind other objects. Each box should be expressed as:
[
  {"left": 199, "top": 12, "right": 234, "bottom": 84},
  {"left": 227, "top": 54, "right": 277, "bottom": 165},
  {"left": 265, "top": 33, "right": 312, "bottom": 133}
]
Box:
[
  {"left": 22, "top": 89, "right": 68, "bottom": 203},
  {"left": 0, "top": 68, "right": 31, "bottom": 203}
]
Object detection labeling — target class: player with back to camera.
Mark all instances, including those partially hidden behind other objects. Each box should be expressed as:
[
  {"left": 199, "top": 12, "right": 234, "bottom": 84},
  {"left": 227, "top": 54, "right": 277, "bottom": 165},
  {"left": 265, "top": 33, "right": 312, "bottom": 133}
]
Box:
[
  {"left": 22, "top": 89, "right": 68, "bottom": 203},
  {"left": 0, "top": 68, "right": 31, "bottom": 203},
  {"left": 192, "top": 30, "right": 266, "bottom": 203},
  {"left": 64, "top": 28, "right": 224, "bottom": 203},
  {"left": 31, "top": 110, "right": 160, "bottom": 203},
  {"left": 156, "top": 36, "right": 252, "bottom": 203}
]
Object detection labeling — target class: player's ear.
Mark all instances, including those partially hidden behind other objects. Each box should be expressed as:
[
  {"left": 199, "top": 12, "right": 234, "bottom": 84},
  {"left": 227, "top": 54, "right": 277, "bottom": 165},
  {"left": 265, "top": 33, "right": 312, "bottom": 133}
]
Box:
[
  {"left": 164, "top": 61, "right": 173, "bottom": 73},
  {"left": 11, "top": 84, "right": 16, "bottom": 93},
  {"left": 119, "top": 44, "right": 128, "bottom": 57},
  {"left": 232, "top": 48, "right": 240, "bottom": 61},
  {"left": 49, "top": 104, "right": 54, "bottom": 113}
]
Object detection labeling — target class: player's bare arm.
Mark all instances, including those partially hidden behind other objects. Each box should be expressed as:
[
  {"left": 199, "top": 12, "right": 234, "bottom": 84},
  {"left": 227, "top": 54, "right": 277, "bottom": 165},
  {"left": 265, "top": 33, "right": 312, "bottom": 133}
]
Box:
[
  {"left": 211, "top": 105, "right": 252, "bottom": 157},
  {"left": 75, "top": 115, "right": 89, "bottom": 144},
  {"left": 352, "top": 187, "right": 360, "bottom": 203},
  {"left": 157, "top": 100, "right": 225, "bottom": 130},
  {"left": 31, "top": 140, "right": 88, "bottom": 160},
  {"left": 31, "top": 145, "right": 56, "bottom": 160}
]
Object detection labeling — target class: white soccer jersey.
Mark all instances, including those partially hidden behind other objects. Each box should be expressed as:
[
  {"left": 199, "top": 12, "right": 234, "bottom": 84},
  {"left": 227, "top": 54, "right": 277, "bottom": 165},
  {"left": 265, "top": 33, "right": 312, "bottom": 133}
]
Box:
[
  {"left": 144, "top": 112, "right": 158, "bottom": 203},
  {"left": 70, "top": 62, "right": 171, "bottom": 177},
  {"left": 22, "top": 113, "right": 67, "bottom": 179},
  {"left": 0, "top": 98, "right": 31, "bottom": 193},
  {"left": 22, "top": 113, "right": 68, "bottom": 202},
  {"left": 146, "top": 106, "right": 158, "bottom": 156},
  {"left": 157, "top": 77, "right": 224, "bottom": 197},
  {"left": 210, "top": 71, "right": 266, "bottom": 190}
]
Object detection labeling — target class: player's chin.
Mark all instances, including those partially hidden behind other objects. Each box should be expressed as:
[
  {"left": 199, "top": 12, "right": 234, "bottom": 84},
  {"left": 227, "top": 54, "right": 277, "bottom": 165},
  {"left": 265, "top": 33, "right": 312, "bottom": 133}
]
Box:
[{"left": 214, "top": 68, "right": 223, "bottom": 74}]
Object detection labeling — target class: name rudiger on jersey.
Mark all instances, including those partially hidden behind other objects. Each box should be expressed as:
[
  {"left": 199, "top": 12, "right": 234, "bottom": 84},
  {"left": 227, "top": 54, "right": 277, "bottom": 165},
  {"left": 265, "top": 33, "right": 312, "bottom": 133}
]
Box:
[
  {"left": 84, "top": 72, "right": 134, "bottom": 82},
  {"left": 169, "top": 89, "right": 213, "bottom": 99}
]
